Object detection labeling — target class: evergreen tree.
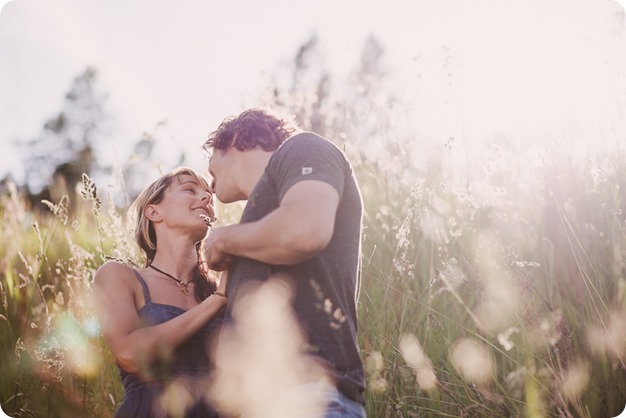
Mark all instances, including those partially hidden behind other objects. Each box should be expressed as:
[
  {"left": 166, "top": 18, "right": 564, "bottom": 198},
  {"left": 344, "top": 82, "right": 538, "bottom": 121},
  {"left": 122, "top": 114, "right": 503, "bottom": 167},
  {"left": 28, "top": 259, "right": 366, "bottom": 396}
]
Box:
[{"left": 22, "top": 67, "right": 109, "bottom": 208}]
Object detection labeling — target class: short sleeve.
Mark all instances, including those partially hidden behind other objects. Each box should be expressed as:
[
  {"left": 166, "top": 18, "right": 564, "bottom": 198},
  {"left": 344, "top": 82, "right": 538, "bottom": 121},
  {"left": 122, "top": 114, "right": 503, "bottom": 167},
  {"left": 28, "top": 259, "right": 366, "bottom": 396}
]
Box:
[{"left": 267, "top": 133, "right": 349, "bottom": 204}]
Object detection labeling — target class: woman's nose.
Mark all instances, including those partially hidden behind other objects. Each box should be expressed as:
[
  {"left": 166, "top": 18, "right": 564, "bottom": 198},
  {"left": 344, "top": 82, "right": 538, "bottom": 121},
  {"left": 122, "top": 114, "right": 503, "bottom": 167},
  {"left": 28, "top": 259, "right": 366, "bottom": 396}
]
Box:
[
  {"left": 207, "top": 199, "right": 216, "bottom": 218},
  {"left": 201, "top": 191, "right": 212, "bottom": 204}
]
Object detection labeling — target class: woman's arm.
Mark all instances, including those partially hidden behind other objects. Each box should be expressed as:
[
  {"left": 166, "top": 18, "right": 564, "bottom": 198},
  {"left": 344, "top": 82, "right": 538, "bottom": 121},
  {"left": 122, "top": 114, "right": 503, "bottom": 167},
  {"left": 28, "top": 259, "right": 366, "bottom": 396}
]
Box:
[{"left": 92, "top": 261, "right": 227, "bottom": 375}]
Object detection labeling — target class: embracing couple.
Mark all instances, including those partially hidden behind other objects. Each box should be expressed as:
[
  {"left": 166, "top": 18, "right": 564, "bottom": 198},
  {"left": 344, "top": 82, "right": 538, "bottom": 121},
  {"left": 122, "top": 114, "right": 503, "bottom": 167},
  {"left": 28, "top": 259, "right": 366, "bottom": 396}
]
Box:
[{"left": 93, "top": 108, "right": 366, "bottom": 418}]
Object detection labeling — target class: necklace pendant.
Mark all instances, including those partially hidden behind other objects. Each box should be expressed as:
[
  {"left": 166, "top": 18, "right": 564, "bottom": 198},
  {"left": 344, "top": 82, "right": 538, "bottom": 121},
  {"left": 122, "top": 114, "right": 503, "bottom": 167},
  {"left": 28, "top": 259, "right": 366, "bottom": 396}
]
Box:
[{"left": 179, "top": 283, "right": 189, "bottom": 295}]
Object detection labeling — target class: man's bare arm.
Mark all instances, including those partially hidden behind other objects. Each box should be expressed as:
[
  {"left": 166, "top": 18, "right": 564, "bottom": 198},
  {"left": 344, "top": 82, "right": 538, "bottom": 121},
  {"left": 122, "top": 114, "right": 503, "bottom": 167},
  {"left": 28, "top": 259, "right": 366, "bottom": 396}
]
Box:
[{"left": 205, "top": 180, "right": 339, "bottom": 268}]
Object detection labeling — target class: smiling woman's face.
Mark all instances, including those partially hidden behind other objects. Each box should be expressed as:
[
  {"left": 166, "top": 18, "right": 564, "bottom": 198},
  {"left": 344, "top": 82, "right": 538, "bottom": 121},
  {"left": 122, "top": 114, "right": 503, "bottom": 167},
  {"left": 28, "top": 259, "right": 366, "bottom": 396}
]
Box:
[{"left": 154, "top": 174, "right": 215, "bottom": 238}]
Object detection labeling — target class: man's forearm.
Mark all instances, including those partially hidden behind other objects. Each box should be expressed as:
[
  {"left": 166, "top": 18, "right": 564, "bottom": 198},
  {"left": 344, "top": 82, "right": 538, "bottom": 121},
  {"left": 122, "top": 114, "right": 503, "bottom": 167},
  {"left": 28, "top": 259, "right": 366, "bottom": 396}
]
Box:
[
  {"left": 217, "top": 208, "right": 329, "bottom": 265},
  {"left": 209, "top": 180, "right": 339, "bottom": 267}
]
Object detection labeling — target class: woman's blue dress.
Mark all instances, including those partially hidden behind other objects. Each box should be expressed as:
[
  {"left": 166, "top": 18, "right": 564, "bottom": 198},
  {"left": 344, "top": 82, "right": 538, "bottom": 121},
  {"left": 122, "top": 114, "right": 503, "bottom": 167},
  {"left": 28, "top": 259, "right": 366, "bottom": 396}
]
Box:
[{"left": 113, "top": 271, "right": 222, "bottom": 418}]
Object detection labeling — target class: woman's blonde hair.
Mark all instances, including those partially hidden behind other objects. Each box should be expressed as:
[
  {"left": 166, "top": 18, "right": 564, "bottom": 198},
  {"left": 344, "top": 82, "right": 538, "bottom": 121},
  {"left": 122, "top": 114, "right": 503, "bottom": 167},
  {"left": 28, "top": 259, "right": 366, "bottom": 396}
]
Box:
[{"left": 130, "top": 167, "right": 216, "bottom": 301}]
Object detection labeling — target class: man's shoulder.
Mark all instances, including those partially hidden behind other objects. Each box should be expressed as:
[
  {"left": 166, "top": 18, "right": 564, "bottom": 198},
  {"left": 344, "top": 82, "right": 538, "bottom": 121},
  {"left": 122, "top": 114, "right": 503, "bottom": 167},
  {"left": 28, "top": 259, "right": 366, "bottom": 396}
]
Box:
[{"left": 280, "top": 131, "right": 341, "bottom": 155}]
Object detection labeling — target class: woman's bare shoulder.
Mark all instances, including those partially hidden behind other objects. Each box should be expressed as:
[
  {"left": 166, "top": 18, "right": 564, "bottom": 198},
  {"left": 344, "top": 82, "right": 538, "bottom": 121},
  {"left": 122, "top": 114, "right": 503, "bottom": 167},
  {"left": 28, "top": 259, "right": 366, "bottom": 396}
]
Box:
[{"left": 94, "top": 260, "right": 138, "bottom": 287}]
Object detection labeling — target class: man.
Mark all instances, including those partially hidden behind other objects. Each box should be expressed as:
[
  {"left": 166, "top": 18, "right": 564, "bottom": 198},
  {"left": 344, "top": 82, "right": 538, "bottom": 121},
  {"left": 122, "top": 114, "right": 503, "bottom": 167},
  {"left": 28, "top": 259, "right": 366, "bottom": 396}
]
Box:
[{"left": 203, "top": 108, "right": 366, "bottom": 417}]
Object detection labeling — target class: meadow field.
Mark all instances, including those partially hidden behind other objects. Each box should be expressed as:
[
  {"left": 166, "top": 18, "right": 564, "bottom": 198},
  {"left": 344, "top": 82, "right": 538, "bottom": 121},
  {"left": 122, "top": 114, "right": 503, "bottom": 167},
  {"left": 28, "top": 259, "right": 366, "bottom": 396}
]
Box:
[
  {"left": 1, "top": 129, "right": 625, "bottom": 418},
  {"left": 4, "top": 0, "right": 626, "bottom": 415}
]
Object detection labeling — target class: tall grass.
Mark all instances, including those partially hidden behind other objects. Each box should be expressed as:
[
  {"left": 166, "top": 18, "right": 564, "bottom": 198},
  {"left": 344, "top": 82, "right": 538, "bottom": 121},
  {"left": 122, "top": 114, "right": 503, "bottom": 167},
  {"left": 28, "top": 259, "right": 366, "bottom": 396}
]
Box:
[
  {"left": 1, "top": 139, "right": 625, "bottom": 417},
  {"left": 0, "top": 175, "right": 131, "bottom": 417},
  {"left": 352, "top": 137, "right": 626, "bottom": 417}
]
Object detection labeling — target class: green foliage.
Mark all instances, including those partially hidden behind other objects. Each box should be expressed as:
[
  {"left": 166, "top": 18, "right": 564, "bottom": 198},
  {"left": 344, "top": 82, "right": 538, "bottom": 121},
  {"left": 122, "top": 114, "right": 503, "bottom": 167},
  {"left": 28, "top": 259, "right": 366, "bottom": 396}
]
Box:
[
  {"left": 0, "top": 175, "right": 131, "bottom": 417},
  {"left": 3, "top": 134, "right": 626, "bottom": 418},
  {"left": 356, "top": 148, "right": 626, "bottom": 417}
]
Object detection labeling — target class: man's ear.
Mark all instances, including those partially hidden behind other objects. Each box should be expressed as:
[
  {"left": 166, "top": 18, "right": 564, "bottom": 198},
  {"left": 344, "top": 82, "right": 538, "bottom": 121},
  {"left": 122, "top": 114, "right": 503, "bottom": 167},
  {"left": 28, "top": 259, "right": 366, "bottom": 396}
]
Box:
[{"left": 145, "top": 205, "right": 163, "bottom": 222}]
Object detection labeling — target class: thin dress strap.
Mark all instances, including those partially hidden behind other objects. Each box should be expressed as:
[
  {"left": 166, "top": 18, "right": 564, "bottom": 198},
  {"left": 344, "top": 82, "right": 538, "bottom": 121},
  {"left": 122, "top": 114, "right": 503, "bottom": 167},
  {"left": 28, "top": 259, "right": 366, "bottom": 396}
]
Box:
[{"left": 132, "top": 270, "right": 152, "bottom": 304}]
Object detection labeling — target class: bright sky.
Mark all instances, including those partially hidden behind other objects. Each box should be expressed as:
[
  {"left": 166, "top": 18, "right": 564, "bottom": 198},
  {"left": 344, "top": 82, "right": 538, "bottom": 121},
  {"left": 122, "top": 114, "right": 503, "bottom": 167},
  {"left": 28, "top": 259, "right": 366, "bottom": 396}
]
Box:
[{"left": 2, "top": 0, "right": 626, "bottom": 188}]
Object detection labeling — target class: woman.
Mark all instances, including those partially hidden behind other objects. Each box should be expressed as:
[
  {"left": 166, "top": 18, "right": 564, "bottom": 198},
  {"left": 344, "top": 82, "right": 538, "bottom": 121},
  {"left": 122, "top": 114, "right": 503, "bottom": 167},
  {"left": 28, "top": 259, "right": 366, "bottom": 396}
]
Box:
[{"left": 93, "top": 167, "right": 227, "bottom": 418}]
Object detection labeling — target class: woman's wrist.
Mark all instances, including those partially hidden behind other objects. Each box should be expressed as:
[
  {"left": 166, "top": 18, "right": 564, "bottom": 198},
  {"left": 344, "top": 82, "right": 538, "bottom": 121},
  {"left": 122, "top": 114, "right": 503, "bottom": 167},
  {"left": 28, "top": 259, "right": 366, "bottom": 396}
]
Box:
[{"left": 202, "top": 290, "right": 227, "bottom": 308}]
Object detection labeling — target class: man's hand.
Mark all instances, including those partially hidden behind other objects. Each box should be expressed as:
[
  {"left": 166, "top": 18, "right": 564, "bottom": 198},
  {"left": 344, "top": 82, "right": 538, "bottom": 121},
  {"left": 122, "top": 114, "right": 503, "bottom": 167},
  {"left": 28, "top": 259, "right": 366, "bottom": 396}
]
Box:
[
  {"left": 216, "top": 270, "right": 229, "bottom": 295},
  {"left": 204, "top": 226, "right": 233, "bottom": 271}
]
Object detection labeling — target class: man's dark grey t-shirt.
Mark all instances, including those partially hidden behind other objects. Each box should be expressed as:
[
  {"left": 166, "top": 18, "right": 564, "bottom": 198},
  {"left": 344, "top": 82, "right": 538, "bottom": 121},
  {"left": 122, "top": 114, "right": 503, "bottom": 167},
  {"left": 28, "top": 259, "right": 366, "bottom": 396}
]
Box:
[{"left": 224, "top": 132, "right": 365, "bottom": 404}]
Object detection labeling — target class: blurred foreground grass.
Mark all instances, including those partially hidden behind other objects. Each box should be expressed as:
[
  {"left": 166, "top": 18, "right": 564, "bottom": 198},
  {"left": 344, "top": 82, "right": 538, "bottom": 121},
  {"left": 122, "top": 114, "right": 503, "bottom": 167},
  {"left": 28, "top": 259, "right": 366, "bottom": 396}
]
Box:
[{"left": 1, "top": 144, "right": 626, "bottom": 417}]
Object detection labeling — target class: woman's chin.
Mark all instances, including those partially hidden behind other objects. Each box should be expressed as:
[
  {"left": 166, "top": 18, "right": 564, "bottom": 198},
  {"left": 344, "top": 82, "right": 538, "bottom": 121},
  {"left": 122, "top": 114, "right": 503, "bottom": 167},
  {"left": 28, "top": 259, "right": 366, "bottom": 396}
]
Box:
[{"left": 192, "top": 225, "right": 210, "bottom": 242}]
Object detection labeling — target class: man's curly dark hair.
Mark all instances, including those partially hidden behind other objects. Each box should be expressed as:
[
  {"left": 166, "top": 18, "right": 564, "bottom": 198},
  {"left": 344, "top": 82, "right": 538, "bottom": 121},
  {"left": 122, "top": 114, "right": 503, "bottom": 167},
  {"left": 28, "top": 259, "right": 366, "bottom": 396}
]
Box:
[{"left": 204, "top": 108, "right": 299, "bottom": 153}]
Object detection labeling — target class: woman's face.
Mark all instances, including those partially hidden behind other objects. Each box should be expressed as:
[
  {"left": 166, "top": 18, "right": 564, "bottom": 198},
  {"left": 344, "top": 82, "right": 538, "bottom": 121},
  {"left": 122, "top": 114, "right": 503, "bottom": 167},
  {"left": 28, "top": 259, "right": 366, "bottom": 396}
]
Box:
[{"left": 155, "top": 174, "right": 215, "bottom": 239}]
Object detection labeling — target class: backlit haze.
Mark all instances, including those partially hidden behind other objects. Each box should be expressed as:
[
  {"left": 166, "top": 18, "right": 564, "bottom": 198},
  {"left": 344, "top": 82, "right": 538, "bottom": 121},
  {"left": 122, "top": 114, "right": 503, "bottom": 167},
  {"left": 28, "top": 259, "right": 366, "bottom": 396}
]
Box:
[{"left": 1, "top": 0, "right": 626, "bottom": 188}]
